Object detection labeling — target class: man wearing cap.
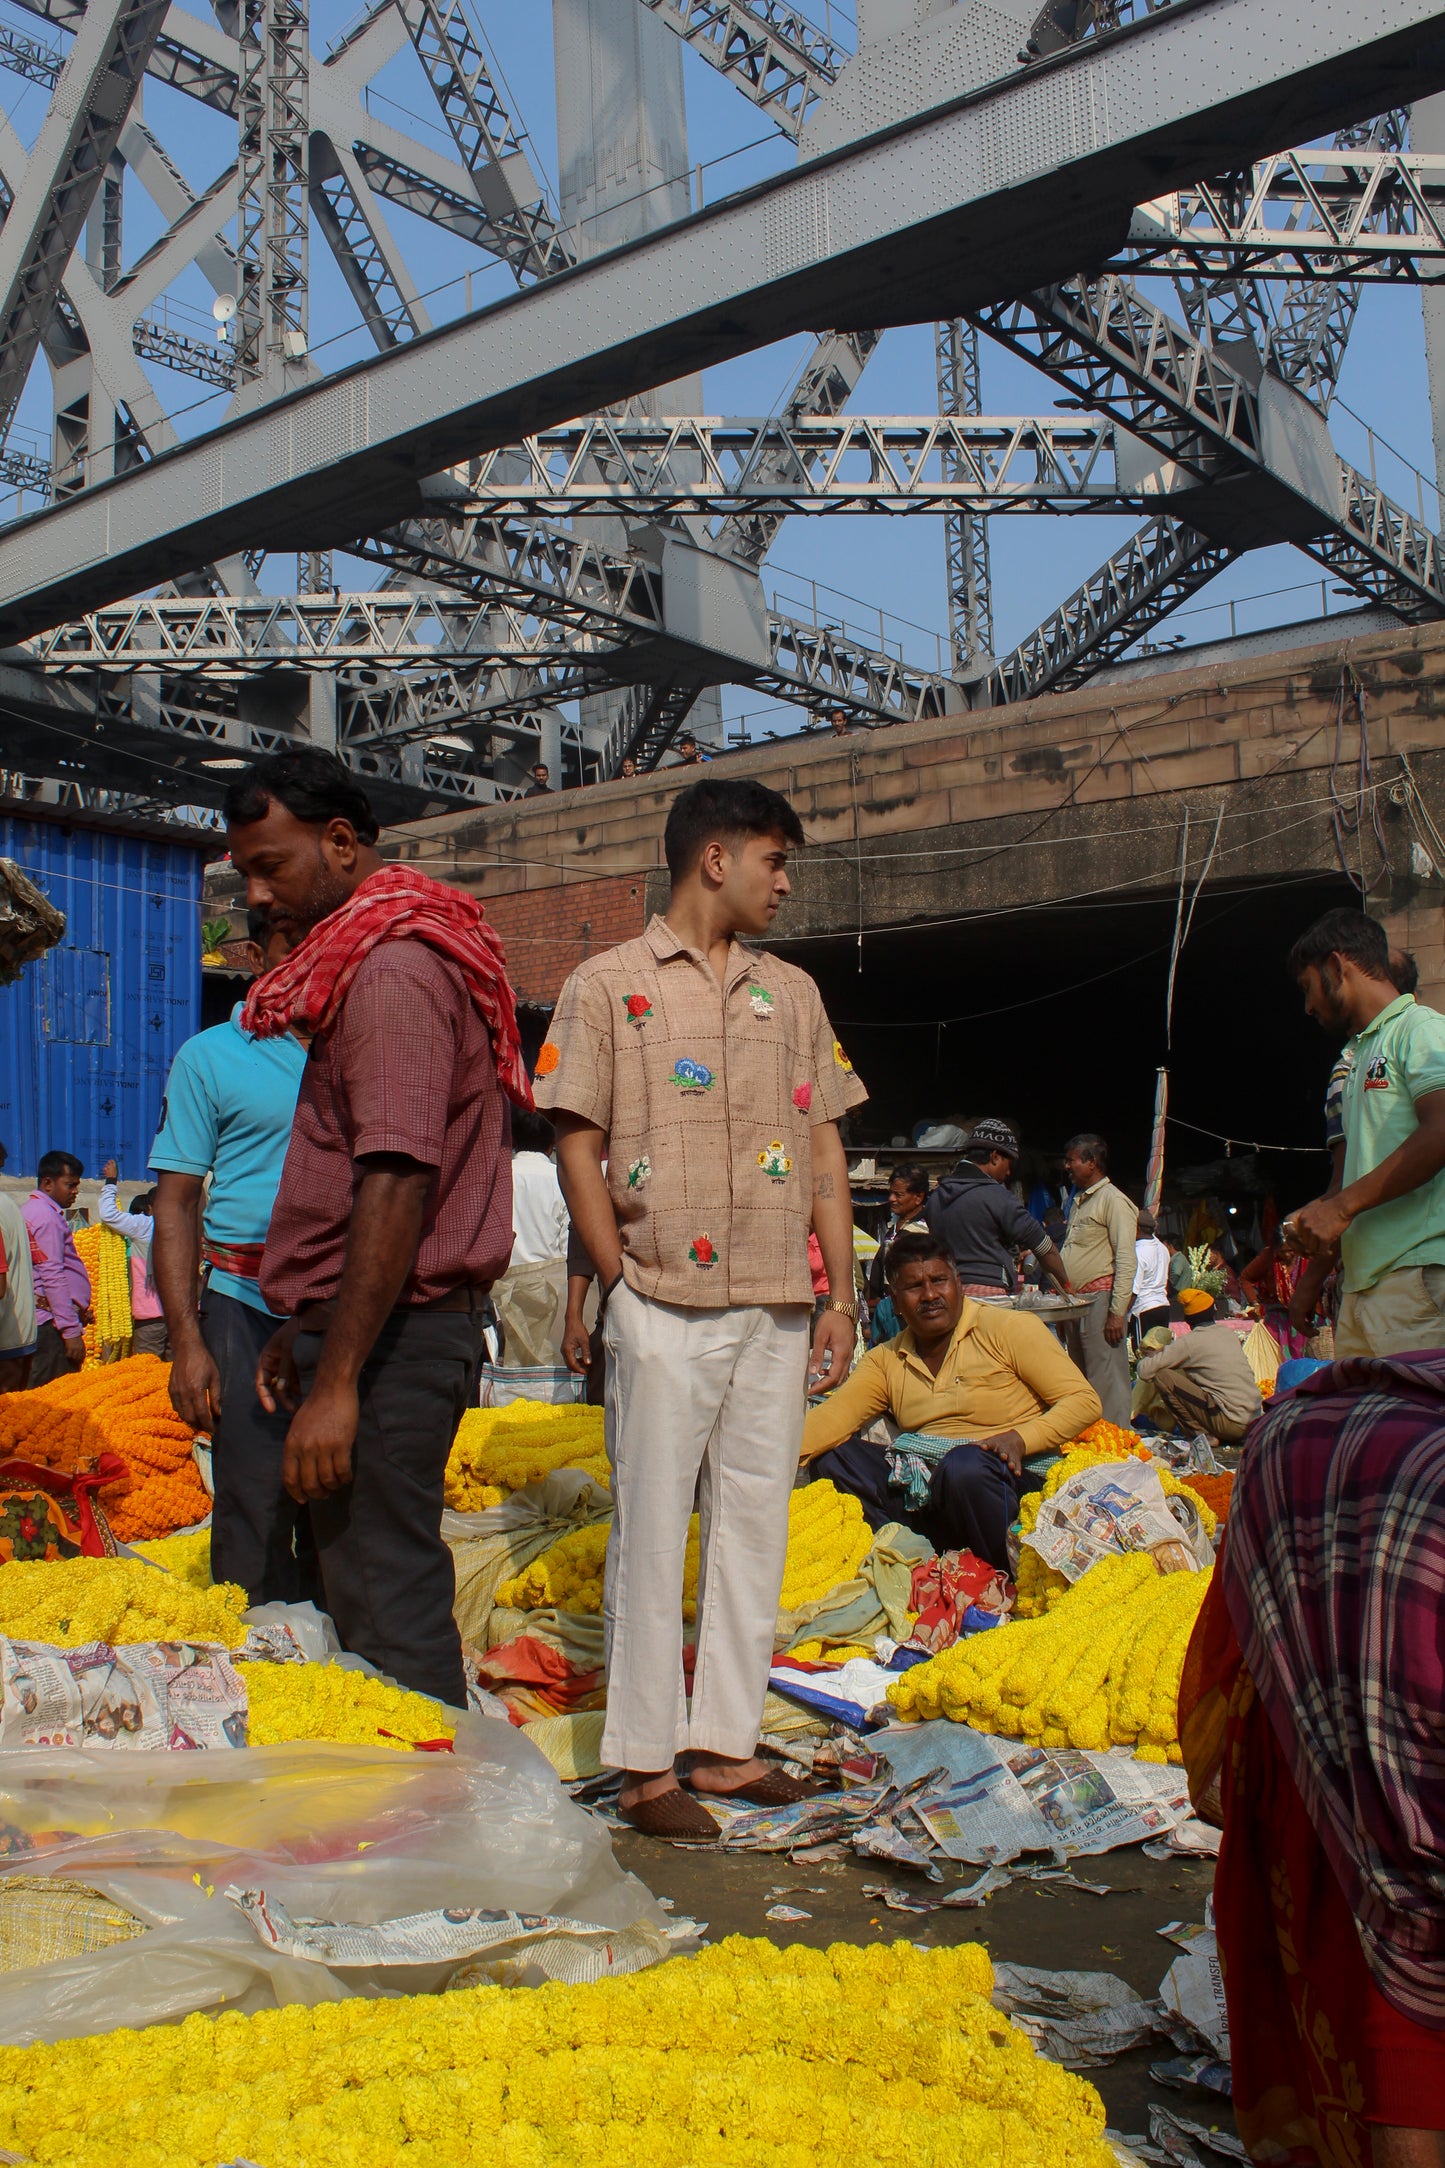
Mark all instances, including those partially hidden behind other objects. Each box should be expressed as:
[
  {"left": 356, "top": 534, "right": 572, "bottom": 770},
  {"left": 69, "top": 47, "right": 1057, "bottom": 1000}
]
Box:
[
  {"left": 1132, "top": 1290, "right": 1262, "bottom": 1443},
  {"left": 922, "top": 1120, "right": 1072, "bottom": 1303}
]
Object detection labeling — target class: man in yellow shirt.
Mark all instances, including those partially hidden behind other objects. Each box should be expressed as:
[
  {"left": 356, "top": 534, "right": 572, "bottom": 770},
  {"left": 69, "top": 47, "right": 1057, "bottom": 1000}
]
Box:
[{"left": 800, "top": 1232, "right": 1101, "bottom": 1570}]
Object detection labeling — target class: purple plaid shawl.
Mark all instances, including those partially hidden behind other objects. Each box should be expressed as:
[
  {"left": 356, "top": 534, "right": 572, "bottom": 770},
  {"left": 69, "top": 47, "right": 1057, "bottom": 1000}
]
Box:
[{"left": 1223, "top": 1351, "right": 1445, "bottom": 2027}]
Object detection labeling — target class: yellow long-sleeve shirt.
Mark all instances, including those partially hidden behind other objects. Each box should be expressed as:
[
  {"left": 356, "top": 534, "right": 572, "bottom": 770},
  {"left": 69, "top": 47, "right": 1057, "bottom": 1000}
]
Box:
[{"left": 800, "top": 1300, "right": 1101, "bottom": 1464}]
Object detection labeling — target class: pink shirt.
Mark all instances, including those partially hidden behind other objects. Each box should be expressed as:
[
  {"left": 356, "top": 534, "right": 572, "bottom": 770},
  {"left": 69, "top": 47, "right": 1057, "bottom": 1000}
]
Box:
[{"left": 22, "top": 1191, "right": 90, "bottom": 1336}]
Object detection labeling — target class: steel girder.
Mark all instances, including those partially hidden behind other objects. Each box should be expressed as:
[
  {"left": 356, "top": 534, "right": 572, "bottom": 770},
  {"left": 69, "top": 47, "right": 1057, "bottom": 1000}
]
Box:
[
  {"left": 234, "top": 0, "right": 310, "bottom": 387},
  {"left": 636, "top": 0, "right": 843, "bottom": 142},
  {"left": 0, "top": 0, "right": 169, "bottom": 440},
  {"left": 936, "top": 320, "right": 993, "bottom": 670},
  {"left": 970, "top": 273, "right": 1445, "bottom": 617},
  {"left": 3, "top": 0, "right": 1443, "bottom": 637}
]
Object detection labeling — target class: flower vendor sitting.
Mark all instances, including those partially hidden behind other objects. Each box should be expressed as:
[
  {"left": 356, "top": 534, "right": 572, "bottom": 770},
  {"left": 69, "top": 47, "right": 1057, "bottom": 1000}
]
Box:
[{"left": 800, "top": 1231, "right": 1100, "bottom": 1572}]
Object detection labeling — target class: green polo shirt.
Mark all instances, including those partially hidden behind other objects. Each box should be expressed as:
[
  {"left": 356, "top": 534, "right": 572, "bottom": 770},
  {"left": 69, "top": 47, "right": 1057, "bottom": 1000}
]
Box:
[{"left": 1341, "top": 993, "right": 1445, "bottom": 1292}]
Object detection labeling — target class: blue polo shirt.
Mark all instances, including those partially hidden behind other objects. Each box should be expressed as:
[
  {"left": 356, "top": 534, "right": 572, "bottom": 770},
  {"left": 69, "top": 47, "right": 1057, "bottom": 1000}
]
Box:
[{"left": 149, "top": 1005, "right": 307, "bottom": 1315}]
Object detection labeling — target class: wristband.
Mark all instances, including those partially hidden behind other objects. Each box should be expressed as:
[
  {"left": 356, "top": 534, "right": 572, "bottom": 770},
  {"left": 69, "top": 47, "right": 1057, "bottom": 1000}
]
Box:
[{"left": 826, "top": 1298, "right": 859, "bottom": 1321}]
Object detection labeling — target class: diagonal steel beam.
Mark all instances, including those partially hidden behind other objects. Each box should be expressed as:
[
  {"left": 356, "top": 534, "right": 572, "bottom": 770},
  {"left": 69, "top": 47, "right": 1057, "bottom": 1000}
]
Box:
[
  {"left": 635, "top": 0, "right": 843, "bottom": 141},
  {"left": 0, "top": 0, "right": 169, "bottom": 440}
]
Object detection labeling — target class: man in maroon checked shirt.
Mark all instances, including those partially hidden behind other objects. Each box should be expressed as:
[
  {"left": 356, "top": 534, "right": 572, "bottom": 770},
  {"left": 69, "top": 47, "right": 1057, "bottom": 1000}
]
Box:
[{"left": 222, "top": 749, "right": 527, "bottom": 1707}]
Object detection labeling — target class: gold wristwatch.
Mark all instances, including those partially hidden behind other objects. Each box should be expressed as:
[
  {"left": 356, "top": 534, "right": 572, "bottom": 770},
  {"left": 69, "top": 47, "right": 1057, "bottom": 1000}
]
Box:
[{"left": 826, "top": 1297, "right": 860, "bottom": 1320}]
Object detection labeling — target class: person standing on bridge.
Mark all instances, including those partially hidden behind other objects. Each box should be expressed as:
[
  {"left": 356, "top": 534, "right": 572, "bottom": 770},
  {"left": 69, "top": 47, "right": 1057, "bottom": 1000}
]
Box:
[
  {"left": 223, "top": 750, "right": 527, "bottom": 1708},
  {"left": 536, "top": 775, "right": 865, "bottom": 1841},
  {"left": 1059, "top": 1132, "right": 1137, "bottom": 1427}
]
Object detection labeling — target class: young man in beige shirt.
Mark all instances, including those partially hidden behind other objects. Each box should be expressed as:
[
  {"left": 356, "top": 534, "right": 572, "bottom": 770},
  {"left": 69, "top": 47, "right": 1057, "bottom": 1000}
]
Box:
[
  {"left": 534, "top": 777, "right": 865, "bottom": 1840},
  {"left": 1059, "top": 1132, "right": 1137, "bottom": 1426}
]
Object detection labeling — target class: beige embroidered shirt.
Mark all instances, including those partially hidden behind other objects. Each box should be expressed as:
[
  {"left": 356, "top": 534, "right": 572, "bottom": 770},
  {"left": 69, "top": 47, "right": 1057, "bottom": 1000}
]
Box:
[{"left": 533, "top": 914, "right": 867, "bottom": 1308}]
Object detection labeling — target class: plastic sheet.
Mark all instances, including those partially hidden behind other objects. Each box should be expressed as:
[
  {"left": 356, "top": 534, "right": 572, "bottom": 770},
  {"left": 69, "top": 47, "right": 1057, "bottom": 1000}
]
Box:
[
  {"left": 444, "top": 1472, "right": 610, "bottom": 1651},
  {"left": 0, "top": 1711, "right": 664, "bottom": 2043}
]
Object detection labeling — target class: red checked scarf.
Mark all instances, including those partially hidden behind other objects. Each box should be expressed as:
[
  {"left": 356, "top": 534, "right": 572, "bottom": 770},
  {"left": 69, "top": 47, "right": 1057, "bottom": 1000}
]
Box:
[{"left": 241, "top": 865, "right": 534, "bottom": 1110}]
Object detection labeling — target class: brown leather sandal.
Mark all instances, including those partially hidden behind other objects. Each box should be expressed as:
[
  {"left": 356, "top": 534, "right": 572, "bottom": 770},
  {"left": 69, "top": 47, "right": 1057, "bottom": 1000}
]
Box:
[
  {"left": 617, "top": 1787, "right": 721, "bottom": 1842},
  {"left": 688, "top": 1767, "right": 819, "bottom": 1808}
]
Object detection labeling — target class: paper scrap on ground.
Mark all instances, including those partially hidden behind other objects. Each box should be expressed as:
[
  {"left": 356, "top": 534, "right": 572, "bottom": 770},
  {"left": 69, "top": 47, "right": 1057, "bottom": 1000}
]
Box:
[
  {"left": 852, "top": 1822, "right": 943, "bottom": 1879},
  {"left": 1144, "top": 1819, "right": 1222, "bottom": 1860},
  {"left": 1150, "top": 2108, "right": 1247, "bottom": 2162},
  {"left": 861, "top": 1882, "right": 932, "bottom": 1914},
  {"left": 910, "top": 1732, "right": 1193, "bottom": 1864},
  {"left": 1159, "top": 1927, "right": 1230, "bottom": 2061},
  {"left": 763, "top": 1904, "right": 811, "bottom": 1922},
  {"left": 992, "top": 1962, "right": 1162, "bottom": 2068},
  {"left": 1150, "top": 2054, "right": 1232, "bottom": 2099},
  {"left": 1024, "top": 1461, "right": 1213, "bottom": 1582},
  {"left": 0, "top": 1637, "right": 247, "bottom": 1751},
  {"left": 228, "top": 1888, "right": 674, "bottom": 1984}
]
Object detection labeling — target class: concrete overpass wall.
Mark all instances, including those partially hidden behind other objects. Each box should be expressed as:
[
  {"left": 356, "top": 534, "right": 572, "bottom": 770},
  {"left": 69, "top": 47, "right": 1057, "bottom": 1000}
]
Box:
[{"left": 391, "top": 619, "right": 1445, "bottom": 1011}]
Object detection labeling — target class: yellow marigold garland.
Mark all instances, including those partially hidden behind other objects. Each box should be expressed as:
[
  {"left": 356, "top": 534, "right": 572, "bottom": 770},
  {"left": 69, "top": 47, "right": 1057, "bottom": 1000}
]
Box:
[
  {"left": 0, "top": 1936, "right": 1114, "bottom": 2168},
  {"left": 1013, "top": 1440, "right": 1219, "bottom": 1618},
  {"left": 888, "top": 1553, "right": 1212, "bottom": 1764},
  {"left": 444, "top": 1401, "right": 609, "bottom": 1512},
  {"left": 498, "top": 1521, "right": 610, "bottom": 1614},
  {"left": 237, "top": 1662, "right": 455, "bottom": 1749},
  {"left": 0, "top": 1555, "right": 248, "bottom": 1649},
  {"left": 72, "top": 1224, "right": 132, "bottom": 1356},
  {"left": 130, "top": 1529, "right": 213, "bottom": 1588}
]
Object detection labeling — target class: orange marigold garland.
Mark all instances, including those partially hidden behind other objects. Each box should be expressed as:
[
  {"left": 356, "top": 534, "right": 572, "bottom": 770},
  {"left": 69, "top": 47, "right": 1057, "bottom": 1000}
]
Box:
[{"left": 0, "top": 1356, "right": 208, "bottom": 1540}]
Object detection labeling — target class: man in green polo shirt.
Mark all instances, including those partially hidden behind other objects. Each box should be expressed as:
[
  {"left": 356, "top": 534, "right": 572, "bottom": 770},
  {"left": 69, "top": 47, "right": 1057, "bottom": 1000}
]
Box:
[{"left": 1287, "top": 908, "right": 1445, "bottom": 1357}]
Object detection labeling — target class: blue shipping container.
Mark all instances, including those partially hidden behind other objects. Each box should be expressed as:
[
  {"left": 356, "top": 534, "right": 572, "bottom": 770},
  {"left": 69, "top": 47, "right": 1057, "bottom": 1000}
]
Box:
[{"left": 0, "top": 811, "right": 208, "bottom": 1179}]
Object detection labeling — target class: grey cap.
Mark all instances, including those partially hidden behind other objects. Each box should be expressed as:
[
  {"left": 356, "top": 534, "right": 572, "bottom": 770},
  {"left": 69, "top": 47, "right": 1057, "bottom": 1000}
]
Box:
[{"left": 966, "top": 1117, "right": 1020, "bottom": 1160}]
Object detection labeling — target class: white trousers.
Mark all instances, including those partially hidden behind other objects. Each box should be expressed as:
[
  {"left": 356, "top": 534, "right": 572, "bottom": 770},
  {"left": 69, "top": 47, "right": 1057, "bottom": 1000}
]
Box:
[{"left": 600, "top": 1282, "right": 809, "bottom": 1771}]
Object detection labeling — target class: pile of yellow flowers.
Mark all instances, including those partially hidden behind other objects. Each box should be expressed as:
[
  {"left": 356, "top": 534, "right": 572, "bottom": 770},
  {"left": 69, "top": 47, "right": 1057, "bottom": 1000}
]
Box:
[
  {"left": 1014, "top": 1441, "right": 1218, "bottom": 1617},
  {"left": 0, "top": 1556, "right": 248, "bottom": 1649},
  {"left": 443, "top": 1401, "right": 608, "bottom": 1511},
  {"left": 237, "top": 1662, "right": 455, "bottom": 1749},
  {"left": 130, "top": 1529, "right": 213, "bottom": 1588},
  {"left": 72, "top": 1224, "right": 132, "bottom": 1360},
  {"left": 0, "top": 1936, "right": 1113, "bottom": 2168},
  {"left": 788, "top": 1640, "right": 874, "bottom": 1666},
  {"left": 497, "top": 1520, "right": 610, "bottom": 1614},
  {"left": 888, "top": 1551, "right": 1212, "bottom": 1763},
  {"left": 778, "top": 1480, "right": 872, "bottom": 1613}
]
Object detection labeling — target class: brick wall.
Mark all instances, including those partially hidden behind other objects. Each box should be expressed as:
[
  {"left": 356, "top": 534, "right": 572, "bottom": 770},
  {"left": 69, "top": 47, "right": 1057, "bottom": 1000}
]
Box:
[{"left": 483, "top": 872, "right": 648, "bottom": 1005}]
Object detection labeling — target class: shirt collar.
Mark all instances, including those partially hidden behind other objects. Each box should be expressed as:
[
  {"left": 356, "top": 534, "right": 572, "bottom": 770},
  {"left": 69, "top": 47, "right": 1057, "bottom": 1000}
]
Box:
[
  {"left": 896, "top": 1301, "right": 979, "bottom": 1375},
  {"left": 1358, "top": 992, "right": 1415, "bottom": 1041},
  {"left": 28, "top": 1190, "right": 62, "bottom": 1219},
  {"left": 643, "top": 912, "right": 761, "bottom": 992},
  {"left": 1080, "top": 1177, "right": 1108, "bottom": 1197}
]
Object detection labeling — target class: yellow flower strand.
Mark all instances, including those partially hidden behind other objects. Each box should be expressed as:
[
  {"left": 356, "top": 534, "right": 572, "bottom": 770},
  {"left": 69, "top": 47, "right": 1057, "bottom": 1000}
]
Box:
[
  {"left": 444, "top": 1402, "right": 609, "bottom": 1512},
  {"left": 237, "top": 1663, "right": 455, "bottom": 1749},
  {"left": 0, "top": 1556, "right": 248, "bottom": 1649}
]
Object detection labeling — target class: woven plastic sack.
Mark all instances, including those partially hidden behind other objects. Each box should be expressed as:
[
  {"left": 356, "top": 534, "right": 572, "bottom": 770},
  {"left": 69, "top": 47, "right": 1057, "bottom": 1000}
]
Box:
[
  {"left": 445, "top": 1471, "right": 610, "bottom": 1651},
  {"left": 1240, "top": 1318, "right": 1282, "bottom": 1388},
  {"left": 521, "top": 1711, "right": 606, "bottom": 1782},
  {"left": 0, "top": 1876, "right": 144, "bottom": 1972},
  {"left": 478, "top": 1364, "right": 584, "bottom": 1409}
]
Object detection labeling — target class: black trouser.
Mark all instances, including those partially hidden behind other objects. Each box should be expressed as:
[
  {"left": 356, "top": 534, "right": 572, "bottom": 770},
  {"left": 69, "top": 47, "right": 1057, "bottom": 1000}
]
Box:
[
  {"left": 30, "top": 1322, "right": 78, "bottom": 1386},
  {"left": 812, "top": 1431, "right": 1023, "bottom": 1574},
  {"left": 295, "top": 1308, "right": 481, "bottom": 1709},
  {"left": 201, "top": 1288, "right": 321, "bottom": 1608}
]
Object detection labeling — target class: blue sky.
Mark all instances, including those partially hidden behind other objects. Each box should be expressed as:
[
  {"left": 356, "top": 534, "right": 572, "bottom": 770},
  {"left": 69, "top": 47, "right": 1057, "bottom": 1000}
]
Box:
[{"left": 1, "top": 0, "right": 1437, "bottom": 743}]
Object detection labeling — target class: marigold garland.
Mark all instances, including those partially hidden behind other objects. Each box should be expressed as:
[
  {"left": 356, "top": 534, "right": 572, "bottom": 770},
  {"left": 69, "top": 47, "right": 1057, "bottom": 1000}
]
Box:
[
  {"left": 72, "top": 1224, "right": 132, "bottom": 1357},
  {"left": 888, "top": 1551, "right": 1212, "bottom": 1763},
  {"left": 1013, "top": 1441, "right": 1219, "bottom": 1618},
  {"left": 237, "top": 1662, "right": 455, "bottom": 1749},
  {"left": 130, "top": 1529, "right": 213, "bottom": 1587},
  {"left": 0, "top": 1555, "right": 247, "bottom": 1649},
  {"left": 0, "top": 1355, "right": 210, "bottom": 1540},
  {"left": 0, "top": 1937, "right": 1113, "bottom": 2168},
  {"left": 444, "top": 1401, "right": 609, "bottom": 1512}
]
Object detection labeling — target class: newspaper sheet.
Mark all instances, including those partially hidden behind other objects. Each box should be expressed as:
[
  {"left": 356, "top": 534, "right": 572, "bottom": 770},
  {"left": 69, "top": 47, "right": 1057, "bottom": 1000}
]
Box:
[
  {"left": 991, "top": 1962, "right": 1161, "bottom": 2067},
  {"left": 0, "top": 1637, "right": 247, "bottom": 1751},
  {"left": 1158, "top": 1925, "right": 1231, "bottom": 2060},
  {"left": 228, "top": 1887, "right": 673, "bottom": 1985},
  {"left": 1023, "top": 1461, "right": 1213, "bottom": 1582},
  {"left": 912, "top": 1735, "right": 1192, "bottom": 1863}
]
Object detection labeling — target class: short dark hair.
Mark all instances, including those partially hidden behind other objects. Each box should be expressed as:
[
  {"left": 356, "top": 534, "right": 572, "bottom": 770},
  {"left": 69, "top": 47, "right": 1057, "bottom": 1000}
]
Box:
[
  {"left": 889, "top": 1163, "right": 930, "bottom": 1201},
  {"left": 130, "top": 1188, "right": 156, "bottom": 1215},
  {"left": 510, "top": 1107, "right": 556, "bottom": 1154},
  {"left": 1392, "top": 948, "right": 1420, "bottom": 996},
  {"left": 1137, "top": 1208, "right": 1157, "bottom": 1235},
  {"left": 663, "top": 777, "right": 804, "bottom": 882},
  {"left": 1065, "top": 1132, "right": 1108, "bottom": 1174},
  {"left": 884, "top": 1230, "right": 956, "bottom": 1283},
  {"left": 1287, "top": 908, "right": 1390, "bottom": 982},
  {"left": 222, "top": 750, "right": 379, "bottom": 845},
  {"left": 38, "top": 1150, "right": 81, "bottom": 1181}
]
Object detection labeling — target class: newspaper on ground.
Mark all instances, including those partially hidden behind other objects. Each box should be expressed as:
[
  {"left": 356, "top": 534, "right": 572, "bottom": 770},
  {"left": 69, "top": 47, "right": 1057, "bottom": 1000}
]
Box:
[
  {"left": 1023, "top": 1460, "right": 1213, "bottom": 1582},
  {"left": 227, "top": 1887, "right": 678, "bottom": 1985},
  {"left": 1144, "top": 1819, "right": 1222, "bottom": 1860},
  {"left": 851, "top": 1821, "right": 943, "bottom": 1878},
  {"left": 1150, "top": 2108, "right": 1247, "bottom": 2162},
  {"left": 910, "top": 1733, "right": 1193, "bottom": 1863},
  {"left": 1158, "top": 1924, "right": 1230, "bottom": 2061},
  {"left": 0, "top": 1637, "right": 247, "bottom": 1750},
  {"left": 1150, "top": 2054, "right": 1232, "bottom": 2099},
  {"left": 991, "top": 1962, "right": 1162, "bottom": 2067}
]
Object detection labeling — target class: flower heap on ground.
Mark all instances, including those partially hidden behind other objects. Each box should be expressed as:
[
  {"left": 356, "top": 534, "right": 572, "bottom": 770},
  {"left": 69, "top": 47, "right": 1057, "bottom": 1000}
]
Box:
[
  {"left": 0, "top": 1356, "right": 210, "bottom": 1539},
  {"left": 130, "top": 1529, "right": 213, "bottom": 1588},
  {"left": 238, "top": 1663, "right": 455, "bottom": 1749},
  {"left": 0, "top": 1556, "right": 248, "bottom": 1648},
  {"left": 495, "top": 1481, "right": 872, "bottom": 1624},
  {"left": 72, "top": 1224, "right": 132, "bottom": 1361},
  {"left": 1179, "top": 1470, "right": 1234, "bottom": 1522},
  {"left": 0, "top": 1936, "right": 1114, "bottom": 2168},
  {"left": 888, "top": 1550, "right": 1212, "bottom": 1763},
  {"left": 1014, "top": 1432, "right": 1217, "bottom": 1618},
  {"left": 443, "top": 1402, "right": 608, "bottom": 1512}
]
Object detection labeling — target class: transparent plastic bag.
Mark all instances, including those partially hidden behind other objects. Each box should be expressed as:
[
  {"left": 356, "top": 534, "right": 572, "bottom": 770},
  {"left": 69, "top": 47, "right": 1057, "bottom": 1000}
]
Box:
[{"left": 0, "top": 1712, "right": 663, "bottom": 2042}]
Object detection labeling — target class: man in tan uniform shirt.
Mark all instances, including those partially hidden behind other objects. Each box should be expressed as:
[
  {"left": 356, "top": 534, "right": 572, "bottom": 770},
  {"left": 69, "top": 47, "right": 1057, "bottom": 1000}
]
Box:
[
  {"left": 534, "top": 777, "right": 865, "bottom": 1841},
  {"left": 1059, "top": 1132, "right": 1137, "bottom": 1427}
]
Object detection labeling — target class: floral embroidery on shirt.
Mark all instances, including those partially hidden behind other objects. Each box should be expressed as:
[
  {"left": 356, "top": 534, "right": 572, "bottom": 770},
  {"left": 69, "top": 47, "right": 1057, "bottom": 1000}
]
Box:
[
  {"left": 792, "top": 1081, "right": 812, "bottom": 1113},
  {"left": 668, "top": 1057, "right": 715, "bottom": 1093},
  {"left": 534, "top": 1042, "right": 561, "bottom": 1078},
  {"left": 626, "top": 1156, "right": 651, "bottom": 1190},
  {"left": 832, "top": 1039, "right": 853, "bottom": 1072},
  {"left": 748, "top": 983, "right": 774, "bottom": 1019},
  {"left": 623, "top": 994, "right": 653, "bottom": 1028},
  {"left": 690, "top": 1234, "right": 717, "bottom": 1268},
  {"left": 757, "top": 1141, "right": 792, "bottom": 1181}
]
